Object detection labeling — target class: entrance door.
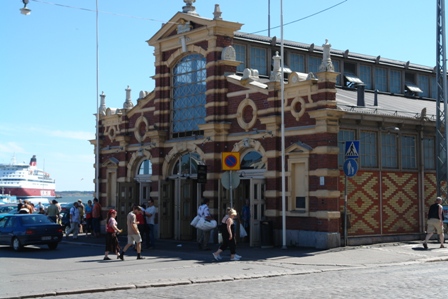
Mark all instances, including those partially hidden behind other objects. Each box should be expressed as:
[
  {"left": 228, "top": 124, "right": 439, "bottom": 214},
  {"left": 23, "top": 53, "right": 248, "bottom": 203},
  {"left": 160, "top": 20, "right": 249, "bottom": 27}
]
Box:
[
  {"left": 117, "top": 182, "right": 138, "bottom": 234},
  {"left": 176, "top": 178, "right": 197, "bottom": 240},
  {"left": 250, "top": 179, "right": 265, "bottom": 247},
  {"left": 160, "top": 180, "right": 174, "bottom": 239}
]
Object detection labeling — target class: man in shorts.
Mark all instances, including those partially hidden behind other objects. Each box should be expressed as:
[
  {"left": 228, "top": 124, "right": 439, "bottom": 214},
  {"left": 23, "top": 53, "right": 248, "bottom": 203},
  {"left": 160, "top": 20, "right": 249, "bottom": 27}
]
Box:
[
  {"left": 119, "top": 205, "right": 145, "bottom": 260},
  {"left": 423, "top": 197, "right": 445, "bottom": 249}
]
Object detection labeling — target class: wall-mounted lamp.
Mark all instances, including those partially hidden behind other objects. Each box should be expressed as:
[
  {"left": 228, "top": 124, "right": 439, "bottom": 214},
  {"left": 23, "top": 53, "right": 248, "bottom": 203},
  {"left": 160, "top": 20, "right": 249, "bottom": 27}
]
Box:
[
  {"left": 20, "top": 0, "right": 31, "bottom": 15},
  {"left": 239, "top": 172, "right": 245, "bottom": 178},
  {"left": 243, "top": 138, "right": 250, "bottom": 148},
  {"left": 253, "top": 128, "right": 274, "bottom": 139}
]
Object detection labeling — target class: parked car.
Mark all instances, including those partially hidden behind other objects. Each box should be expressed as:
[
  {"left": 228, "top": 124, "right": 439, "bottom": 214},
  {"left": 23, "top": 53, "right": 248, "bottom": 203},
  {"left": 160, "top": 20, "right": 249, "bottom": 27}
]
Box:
[
  {"left": 0, "top": 204, "right": 18, "bottom": 214},
  {"left": 0, "top": 214, "right": 63, "bottom": 251}
]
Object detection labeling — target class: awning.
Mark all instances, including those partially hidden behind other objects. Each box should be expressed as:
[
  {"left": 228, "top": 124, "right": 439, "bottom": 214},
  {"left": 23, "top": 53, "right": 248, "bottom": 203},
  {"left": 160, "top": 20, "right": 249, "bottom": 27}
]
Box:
[
  {"left": 405, "top": 83, "right": 423, "bottom": 93},
  {"left": 344, "top": 74, "right": 364, "bottom": 84}
]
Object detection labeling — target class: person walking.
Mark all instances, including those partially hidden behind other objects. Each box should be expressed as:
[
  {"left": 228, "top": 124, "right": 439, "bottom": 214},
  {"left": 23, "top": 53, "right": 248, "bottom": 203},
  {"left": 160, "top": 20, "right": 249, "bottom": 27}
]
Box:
[
  {"left": 197, "top": 198, "right": 212, "bottom": 250},
  {"left": 77, "top": 199, "right": 85, "bottom": 233},
  {"left": 46, "top": 199, "right": 60, "bottom": 223},
  {"left": 103, "top": 209, "right": 122, "bottom": 260},
  {"left": 66, "top": 202, "right": 80, "bottom": 239},
  {"left": 213, "top": 208, "right": 242, "bottom": 261},
  {"left": 85, "top": 200, "right": 93, "bottom": 236},
  {"left": 144, "top": 198, "right": 156, "bottom": 249},
  {"left": 423, "top": 196, "right": 445, "bottom": 249},
  {"left": 119, "top": 205, "right": 145, "bottom": 260},
  {"left": 92, "top": 198, "right": 102, "bottom": 237}
]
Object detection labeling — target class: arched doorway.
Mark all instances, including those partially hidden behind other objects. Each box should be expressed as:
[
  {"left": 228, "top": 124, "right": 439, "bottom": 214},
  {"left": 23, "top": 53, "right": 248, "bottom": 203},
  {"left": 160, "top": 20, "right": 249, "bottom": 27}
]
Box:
[
  {"left": 159, "top": 152, "right": 204, "bottom": 240},
  {"left": 233, "top": 150, "right": 266, "bottom": 247},
  {"left": 135, "top": 159, "right": 152, "bottom": 204}
]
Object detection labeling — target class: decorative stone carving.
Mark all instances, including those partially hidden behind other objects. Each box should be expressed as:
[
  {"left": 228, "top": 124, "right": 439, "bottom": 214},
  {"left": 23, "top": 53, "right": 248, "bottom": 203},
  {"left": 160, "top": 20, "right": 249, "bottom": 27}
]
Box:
[
  {"left": 123, "top": 85, "right": 134, "bottom": 110},
  {"left": 221, "top": 45, "right": 236, "bottom": 61},
  {"left": 182, "top": 0, "right": 198, "bottom": 16},
  {"left": 213, "top": 4, "right": 222, "bottom": 20},
  {"left": 242, "top": 68, "right": 259, "bottom": 80},
  {"left": 99, "top": 91, "right": 106, "bottom": 115},
  {"left": 319, "top": 39, "right": 334, "bottom": 72},
  {"left": 177, "top": 19, "right": 192, "bottom": 34},
  {"left": 270, "top": 51, "right": 282, "bottom": 82},
  {"left": 139, "top": 91, "right": 147, "bottom": 99}
]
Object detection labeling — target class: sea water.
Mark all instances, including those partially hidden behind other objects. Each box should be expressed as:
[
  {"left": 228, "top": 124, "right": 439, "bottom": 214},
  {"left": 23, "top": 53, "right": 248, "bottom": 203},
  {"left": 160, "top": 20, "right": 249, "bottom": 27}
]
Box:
[{"left": 57, "top": 195, "right": 94, "bottom": 205}]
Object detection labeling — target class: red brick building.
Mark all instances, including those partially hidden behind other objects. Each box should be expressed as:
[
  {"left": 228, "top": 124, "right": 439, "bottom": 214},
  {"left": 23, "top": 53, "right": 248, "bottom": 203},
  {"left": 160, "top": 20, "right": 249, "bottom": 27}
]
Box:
[{"left": 92, "top": 2, "right": 438, "bottom": 249}]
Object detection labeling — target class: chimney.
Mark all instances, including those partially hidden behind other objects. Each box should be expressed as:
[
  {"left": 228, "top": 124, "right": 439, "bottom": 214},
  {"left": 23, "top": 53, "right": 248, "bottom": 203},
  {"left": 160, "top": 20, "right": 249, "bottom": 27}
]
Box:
[
  {"left": 357, "top": 84, "right": 365, "bottom": 107},
  {"left": 29, "top": 155, "right": 37, "bottom": 167}
]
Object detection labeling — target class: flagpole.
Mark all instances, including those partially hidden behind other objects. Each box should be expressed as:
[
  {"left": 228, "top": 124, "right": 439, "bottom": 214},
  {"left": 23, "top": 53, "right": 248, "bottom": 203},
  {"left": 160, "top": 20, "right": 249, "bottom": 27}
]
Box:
[
  {"left": 95, "top": 0, "right": 100, "bottom": 199},
  {"left": 280, "top": 0, "right": 286, "bottom": 249},
  {"left": 268, "top": 0, "right": 271, "bottom": 37}
]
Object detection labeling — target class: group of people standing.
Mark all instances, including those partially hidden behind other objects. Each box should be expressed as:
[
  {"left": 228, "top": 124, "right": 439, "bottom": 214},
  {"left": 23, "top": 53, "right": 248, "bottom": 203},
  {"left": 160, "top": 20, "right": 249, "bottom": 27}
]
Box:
[{"left": 66, "top": 198, "right": 103, "bottom": 239}]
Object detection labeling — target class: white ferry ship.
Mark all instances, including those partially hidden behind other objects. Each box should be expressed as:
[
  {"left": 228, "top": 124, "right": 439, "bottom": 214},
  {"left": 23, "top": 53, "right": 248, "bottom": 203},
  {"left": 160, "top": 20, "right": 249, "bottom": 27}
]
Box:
[{"left": 0, "top": 155, "right": 55, "bottom": 201}]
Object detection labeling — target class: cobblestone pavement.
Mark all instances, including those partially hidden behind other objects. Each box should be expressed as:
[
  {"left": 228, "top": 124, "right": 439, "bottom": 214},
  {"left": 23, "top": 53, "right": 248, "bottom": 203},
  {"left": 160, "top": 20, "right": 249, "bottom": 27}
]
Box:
[
  {"left": 1, "top": 235, "right": 448, "bottom": 299},
  {"left": 32, "top": 262, "right": 448, "bottom": 299}
]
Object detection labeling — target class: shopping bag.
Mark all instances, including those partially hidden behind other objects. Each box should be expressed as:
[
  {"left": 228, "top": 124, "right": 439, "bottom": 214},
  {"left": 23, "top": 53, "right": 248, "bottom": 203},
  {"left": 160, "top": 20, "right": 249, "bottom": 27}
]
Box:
[
  {"left": 218, "top": 232, "right": 223, "bottom": 244},
  {"left": 202, "top": 220, "right": 217, "bottom": 231},
  {"left": 190, "top": 215, "right": 200, "bottom": 227},
  {"left": 195, "top": 217, "right": 205, "bottom": 229},
  {"left": 197, "top": 219, "right": 217, "bottom": 231},
  {"left": 240, "top": 223, "right": 247, "bottom": 238}
]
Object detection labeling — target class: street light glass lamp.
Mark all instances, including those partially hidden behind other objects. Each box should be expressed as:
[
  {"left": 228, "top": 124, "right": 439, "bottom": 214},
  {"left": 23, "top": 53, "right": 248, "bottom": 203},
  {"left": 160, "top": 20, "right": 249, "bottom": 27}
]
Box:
[{"left": 20, "top": 0, "right": 31, "bottom": 15}]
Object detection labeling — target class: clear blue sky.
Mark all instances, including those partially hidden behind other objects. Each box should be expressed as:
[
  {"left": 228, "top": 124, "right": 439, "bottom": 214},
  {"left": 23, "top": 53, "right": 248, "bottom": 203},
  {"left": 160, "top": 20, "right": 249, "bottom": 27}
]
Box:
[{"left": 0, "top": 0, "right": 438, "bottom": 191}]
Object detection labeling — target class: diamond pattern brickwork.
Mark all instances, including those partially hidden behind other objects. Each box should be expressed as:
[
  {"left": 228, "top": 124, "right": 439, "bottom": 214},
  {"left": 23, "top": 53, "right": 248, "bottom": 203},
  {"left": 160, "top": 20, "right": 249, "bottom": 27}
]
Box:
[{"left": 339, "top": 170, "right": 421, "bottom": 236}]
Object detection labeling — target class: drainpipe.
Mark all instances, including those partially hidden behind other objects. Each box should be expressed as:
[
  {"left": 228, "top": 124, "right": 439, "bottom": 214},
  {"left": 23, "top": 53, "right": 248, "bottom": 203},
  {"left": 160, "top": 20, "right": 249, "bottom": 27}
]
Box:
[
  {"left": 378, "top": 131, "right": 383, "bottom": 235},
  {"left": 418, "top": 127, "right": 425, "bottom": 233}
]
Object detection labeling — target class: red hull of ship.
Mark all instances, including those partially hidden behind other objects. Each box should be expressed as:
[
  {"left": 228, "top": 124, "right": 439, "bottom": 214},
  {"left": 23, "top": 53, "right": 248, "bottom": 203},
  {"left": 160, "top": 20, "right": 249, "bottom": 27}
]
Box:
[{"left": 2, "top": 187, "right": 56, "bottom": 199}]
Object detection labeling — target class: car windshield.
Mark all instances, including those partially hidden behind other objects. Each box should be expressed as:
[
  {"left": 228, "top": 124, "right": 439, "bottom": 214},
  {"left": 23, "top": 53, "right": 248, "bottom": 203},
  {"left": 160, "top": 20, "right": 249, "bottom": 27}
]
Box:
[
  {"left": 20, "top": 215, "right": 53, "bottom": 225},
  {"left": 0, "top": 205, "right": 17, "bottom": 213}
]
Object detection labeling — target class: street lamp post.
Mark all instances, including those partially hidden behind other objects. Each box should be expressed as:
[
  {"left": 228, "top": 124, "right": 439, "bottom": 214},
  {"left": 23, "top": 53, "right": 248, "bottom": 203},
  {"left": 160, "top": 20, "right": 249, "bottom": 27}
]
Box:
[
  {"left": 20, "top": 0, "right": 31, "bottom": 15},
  {"left": 280, "top": 0, "right": 286, "bottom": 249}
]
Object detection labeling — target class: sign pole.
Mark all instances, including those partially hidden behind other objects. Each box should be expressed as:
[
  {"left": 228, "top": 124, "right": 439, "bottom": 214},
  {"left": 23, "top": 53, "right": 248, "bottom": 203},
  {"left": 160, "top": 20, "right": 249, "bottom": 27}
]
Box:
[
  {"left": 344, "top": 175, "right": 348, "bottom": 247},
  {"left": 343, "top": 140, "right": 360, "bottom": 248},
  {"left": 229, "top": 170, "right": 233, "bottom": 207}
]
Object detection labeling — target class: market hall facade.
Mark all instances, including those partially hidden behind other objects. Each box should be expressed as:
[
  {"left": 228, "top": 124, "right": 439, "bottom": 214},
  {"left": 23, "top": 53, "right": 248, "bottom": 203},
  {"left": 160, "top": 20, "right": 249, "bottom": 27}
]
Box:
[{"left": 91, "top": 1, "right": 440, "bottom": 249}]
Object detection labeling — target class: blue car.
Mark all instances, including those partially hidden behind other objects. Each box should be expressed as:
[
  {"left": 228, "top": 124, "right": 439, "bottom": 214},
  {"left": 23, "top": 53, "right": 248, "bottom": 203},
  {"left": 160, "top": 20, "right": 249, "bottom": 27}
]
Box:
[{"left": 0, "top": 214, "right": 63, "bottom": 251}]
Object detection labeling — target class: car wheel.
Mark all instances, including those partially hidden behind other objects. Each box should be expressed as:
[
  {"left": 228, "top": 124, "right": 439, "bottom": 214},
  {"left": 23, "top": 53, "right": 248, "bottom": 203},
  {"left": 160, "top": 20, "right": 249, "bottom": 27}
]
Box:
[
  {"left": 48, "top": 242, "right": 58, "bottom": 250},
  {"left": 12, "top": 237, "right": 23, "bottom": 251}
]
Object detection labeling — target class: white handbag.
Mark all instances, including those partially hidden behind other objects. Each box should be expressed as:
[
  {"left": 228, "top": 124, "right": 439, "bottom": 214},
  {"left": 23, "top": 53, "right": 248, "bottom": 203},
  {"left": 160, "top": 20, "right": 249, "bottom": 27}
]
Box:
[
  {"left": 240, "top": 223, "right": 248, "bottom": 238},
  {"left": 190, "top": 215, "right": 200, "bottom": 227}
]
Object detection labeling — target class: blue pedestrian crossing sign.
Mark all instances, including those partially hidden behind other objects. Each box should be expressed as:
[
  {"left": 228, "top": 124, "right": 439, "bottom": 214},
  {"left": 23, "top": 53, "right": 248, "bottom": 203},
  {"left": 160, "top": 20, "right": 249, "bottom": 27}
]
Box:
[
  {"left": 343, "top": 158, "right": 358, "bottom": 177},
  {"left": 345, "top": 140, "right": 360, "bottom": 159}
]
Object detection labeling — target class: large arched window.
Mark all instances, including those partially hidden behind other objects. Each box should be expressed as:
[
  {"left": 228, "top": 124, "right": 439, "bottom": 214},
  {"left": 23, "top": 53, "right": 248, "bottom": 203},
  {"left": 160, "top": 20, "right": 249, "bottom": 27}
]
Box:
[
  {"left": 172, "top": 54, "right": 206, "bottom": 138},
  {"left": 241, "top": 151, "right": 265, "bottom": 169},
  {"left": 172, "top": 153, "right": 203, "bottom": 176}
]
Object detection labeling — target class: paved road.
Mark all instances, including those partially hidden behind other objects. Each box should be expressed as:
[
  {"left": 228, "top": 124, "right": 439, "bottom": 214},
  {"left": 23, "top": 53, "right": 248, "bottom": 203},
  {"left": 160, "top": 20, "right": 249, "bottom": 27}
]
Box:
[
  {"left": 30, "top": 262, "right": 448, "bottom": 299},
  {"left": 1, "top": 234, "right": 448, "bottom": 298}
]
